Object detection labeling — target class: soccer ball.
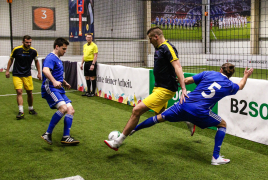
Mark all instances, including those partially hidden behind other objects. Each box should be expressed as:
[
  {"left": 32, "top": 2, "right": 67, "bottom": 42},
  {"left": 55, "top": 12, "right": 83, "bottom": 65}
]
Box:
[{"left": 108, "top": 131, "right": 121, "bottom": 141}]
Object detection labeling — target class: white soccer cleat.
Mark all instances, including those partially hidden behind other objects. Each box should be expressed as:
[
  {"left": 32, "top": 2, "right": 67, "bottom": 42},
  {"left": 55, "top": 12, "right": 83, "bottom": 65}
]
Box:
[
  {"left": 104, "top": 140, "right": 120, "bottom": 151},
  {"left": 211, "top": 155, "right": 230, "bottom": 165},
  {"left": 185, "top": 122, "right": 196, "bottom": 136}
]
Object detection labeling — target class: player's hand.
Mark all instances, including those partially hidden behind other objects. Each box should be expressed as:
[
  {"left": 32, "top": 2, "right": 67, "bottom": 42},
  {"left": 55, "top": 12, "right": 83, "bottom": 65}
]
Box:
[
  {"left": 63, "top": 82, "right": 71, "bottom": 90},
  {"left": 53, "top": 81, "right": 62, "bottom": 89},
  {"left": 180, "top": 88, "right": 189, "bottom": 104},
  {"left": 5, "top": 71, "right": 10, "bottom": 78},
  {"left": 244, "top": 67, "right": 253, "bottom": 78},
  {"left": 90, "top": 64, "right": 94, "bottom": 71},
  {"left": 80, "top": 65, "right": 83, "bottom": 70},
  {"left": 37, "top": 73, "right": 42, "bottom": 80}
]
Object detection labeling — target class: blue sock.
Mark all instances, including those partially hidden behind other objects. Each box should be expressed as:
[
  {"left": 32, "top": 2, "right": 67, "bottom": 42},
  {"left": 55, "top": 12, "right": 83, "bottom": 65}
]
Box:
[
  {"left": 134, "top": 115, "right": 159, "bottom": 132},
  {"left": 47, "top": 111, "right": 64, "bottom": 134},
  {"left": 213, "top": 127, "right": 226, "bottom": 159},
  {"left": 63, "top": 114, "right": 73, "bottom": 136}
]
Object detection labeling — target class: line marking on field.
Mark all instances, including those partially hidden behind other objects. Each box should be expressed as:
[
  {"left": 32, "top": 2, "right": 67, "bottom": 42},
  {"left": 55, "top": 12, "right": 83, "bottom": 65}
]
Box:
[
  {"left": 53, "top": 175, "right": 84, "bottom": 180},
  {"left": 0, "top": 90, "right": 78, "bottom": 97},
  {"left": 211, "top": 29, "right": 217, "bottom": 40}
]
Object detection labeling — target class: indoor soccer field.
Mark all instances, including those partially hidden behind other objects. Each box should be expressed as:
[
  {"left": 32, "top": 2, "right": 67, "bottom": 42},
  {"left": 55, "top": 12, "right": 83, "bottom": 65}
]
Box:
[{"left": 0, "top": 72, "right": 267, "bottom": 180}]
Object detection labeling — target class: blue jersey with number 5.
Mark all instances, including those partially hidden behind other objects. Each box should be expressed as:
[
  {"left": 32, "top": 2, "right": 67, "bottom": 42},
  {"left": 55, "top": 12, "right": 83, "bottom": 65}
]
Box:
[{"left": 180, "top": 71, "right": 239, "bottom": 117}]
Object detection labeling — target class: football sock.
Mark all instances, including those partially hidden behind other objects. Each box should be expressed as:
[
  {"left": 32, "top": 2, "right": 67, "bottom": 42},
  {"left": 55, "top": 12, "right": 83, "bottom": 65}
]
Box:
[
  {"left": 18, "top": 105, "right": 23, "bottom": 113},
  {"left": 47, "top": 111, "right": 64, "bottom": 134},
  {"left": 213, "top": 127, "right": 226, "bottom": 159},
  {"left": 134, "top": 115, "right": 159, "bottom": 132},
  {"left": 92, "top": 79, "right": 96, "bottom": 94},
  {"left": 28, "top": 106, "right": 33, "bottom": 110},
  {"left": 63, "top": 114, "right": 73, "bottom": 136},
  {"left": 86, "top": 80, "right": 91, "bottom": 93},
  {"left": 116, "top": 133, "right": 126, "bottom": 144}
]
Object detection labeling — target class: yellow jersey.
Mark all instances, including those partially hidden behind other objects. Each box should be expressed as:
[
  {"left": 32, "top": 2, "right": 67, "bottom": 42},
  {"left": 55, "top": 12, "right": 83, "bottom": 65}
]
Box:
[{"left": 83, "top": 42, "right": 98, "bottom": 62}]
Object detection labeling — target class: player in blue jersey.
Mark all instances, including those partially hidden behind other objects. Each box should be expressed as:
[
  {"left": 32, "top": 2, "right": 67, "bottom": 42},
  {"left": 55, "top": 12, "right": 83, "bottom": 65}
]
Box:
[
  {"left": 160, "top": 16, "right": 164, "bottom": 28},
  {"left": 155, "top": 16, "right": 159, "bottom": 26},
  {"left": 175, "top": 16, "right": 178, "bottom": 29},
  {"left": 104, "top": 27, "right": 195, "bottom": 151},
  {"left": 41, "top": 38, "right": 80, "bottom": 145},
  {"left": 129, "top": 63, "right": 253, "bottom": 165}
]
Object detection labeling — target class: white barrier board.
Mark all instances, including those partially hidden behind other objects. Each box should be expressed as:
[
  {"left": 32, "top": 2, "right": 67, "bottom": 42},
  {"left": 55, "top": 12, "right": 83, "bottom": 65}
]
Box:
[
  {"left": 218, "top": 77, "right": 268, "bottom": 145},
  {"left": 95, "top": 64, "right": 149, "bottom": 106}
]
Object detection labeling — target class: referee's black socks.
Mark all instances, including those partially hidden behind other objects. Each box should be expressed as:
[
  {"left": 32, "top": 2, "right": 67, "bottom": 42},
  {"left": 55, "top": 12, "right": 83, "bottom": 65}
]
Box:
[
  {"left": 86, "top": 80, "right": 91, "bottom": 93},
  {"left": 92, "top": 79, "right": 96, "bottom": 95}
]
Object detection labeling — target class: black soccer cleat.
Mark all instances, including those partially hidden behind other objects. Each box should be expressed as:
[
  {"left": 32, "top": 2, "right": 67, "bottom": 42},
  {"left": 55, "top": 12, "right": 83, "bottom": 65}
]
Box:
[
  {"left": 41, "top": 133, "right": 53, "bottom": 145},
  {"left": 61, "top": 136, "right": 80, "bottom": 145},
  {"left": 82, "top": 92, "right": 90, "bottom": 96},
  {"left": 87, "top": 93, "right": 95, "bottom": 97},
  {"left": 16, "top": 112, "right": 25, "bottom": 120},
  {"left": 29, "top": 109, "right": 38, "bottom": 115}
]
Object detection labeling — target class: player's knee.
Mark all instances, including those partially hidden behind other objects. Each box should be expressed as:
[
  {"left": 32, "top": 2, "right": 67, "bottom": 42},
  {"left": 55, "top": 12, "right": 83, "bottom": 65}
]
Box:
[
  {"left": 132, "top": 106, "right": 142, "bottom": 117},
  {"left": 217, "top": 119, "right": 227, "bottom": 128},
  {"left": 16, "top": 89, "right": 23, "bottom": 95},
  {"left": 58, "top": 104, "right": 68, "bottom": 114},
  {"left": 26, "top": 90, "right": 32, "bottom": 95},
  {"left": 68, "top": 107, "right": 75, "bottom": 115}
]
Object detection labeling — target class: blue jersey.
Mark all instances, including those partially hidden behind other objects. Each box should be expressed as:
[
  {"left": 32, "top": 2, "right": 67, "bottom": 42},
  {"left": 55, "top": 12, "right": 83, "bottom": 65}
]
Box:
[
  {"left": 156, "top": 17, "right": 159, "bottom": 22},
  {"left": 41, "top": 53, "right": 65, "bottom": 97},
  {"left": 180, "top": 71, "right": 239, "bottom": 117}
]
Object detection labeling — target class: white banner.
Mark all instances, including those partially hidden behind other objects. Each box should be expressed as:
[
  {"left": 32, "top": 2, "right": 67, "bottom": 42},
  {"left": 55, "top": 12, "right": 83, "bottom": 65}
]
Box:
[
  {"left": 77, "top": 62, "right": 87, "bottom": 92},
  {"left": 206, "top": 54, "right": 268, "bottom": 69},
  {"left": 96, "top": 64, "right": 149, "bottom": 106},
  {"left": 31, "top": 58, "right": 43, "bottom": 79},
  {"left": 0, "top": 56, "right": 10, "bottom": 72},
  {"left": 218, "top": 77, "right": 268, "bottom": 145}
]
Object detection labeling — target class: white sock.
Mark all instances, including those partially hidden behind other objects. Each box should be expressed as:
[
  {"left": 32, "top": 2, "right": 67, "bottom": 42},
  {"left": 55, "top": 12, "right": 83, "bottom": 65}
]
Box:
[
  {"left": 116, "top": 133, "right": 126, "bottom": 144},
  {"left": 28, "top": 106, "right": 33, "bottom": 110},
  {"left": 19, "top": 105, "right": 24, "bottom": 113}
]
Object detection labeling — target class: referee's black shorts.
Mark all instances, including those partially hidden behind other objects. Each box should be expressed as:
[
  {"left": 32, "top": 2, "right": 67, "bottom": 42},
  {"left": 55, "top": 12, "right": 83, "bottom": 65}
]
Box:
[{"left": 84, "top": 61, "right": 97, "bottom": 77}]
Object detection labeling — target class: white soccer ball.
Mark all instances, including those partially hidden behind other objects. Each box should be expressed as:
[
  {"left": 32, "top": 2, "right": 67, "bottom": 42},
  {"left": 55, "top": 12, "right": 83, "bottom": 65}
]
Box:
[{"left": 108, "top": 131, "right": 121, "bottom": 141}]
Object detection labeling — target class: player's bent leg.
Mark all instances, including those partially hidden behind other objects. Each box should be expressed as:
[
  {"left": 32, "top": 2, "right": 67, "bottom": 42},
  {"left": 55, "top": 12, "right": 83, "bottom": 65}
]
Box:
[
  {"left": 130, "top": 114, "right": 164, "bottom": 136},
  {"left": 61, "top": 103, "right": 80, "bottom": 145},
  {"left": 41, "top": 102, "right": 67, "bottom": 145},
  {"left": 211, "top": 119, "right": 229, "bottom": 165},
  {"left": 104, "top": 102, "right": 149, "bottom": 151},
  {"left": 123, "top": 102, "right": 150, "bottom": 136}
]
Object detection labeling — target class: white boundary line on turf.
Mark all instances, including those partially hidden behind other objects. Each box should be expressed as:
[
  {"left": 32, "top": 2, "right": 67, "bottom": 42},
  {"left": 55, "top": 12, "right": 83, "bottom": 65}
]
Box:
[
  {"left": 0, "top": 90, "right": 78, "bottom": 97},
  {"left": 211, "top": 29, "right": 217, "bottom": 40}
]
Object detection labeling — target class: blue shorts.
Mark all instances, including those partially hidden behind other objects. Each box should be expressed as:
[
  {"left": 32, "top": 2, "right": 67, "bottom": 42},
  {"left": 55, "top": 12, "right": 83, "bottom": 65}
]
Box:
[
  {"left": 42, "top": 91, "right": 72, "bottom": 109},
  {"left": 161, "top": 105, "right": 222, "bottom": 129}
]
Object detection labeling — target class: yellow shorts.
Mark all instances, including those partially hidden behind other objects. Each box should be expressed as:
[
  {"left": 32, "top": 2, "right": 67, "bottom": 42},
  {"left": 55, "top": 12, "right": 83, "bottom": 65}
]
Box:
[
  {"left": 13, "top": 76, "right": 34, "bottom": 90},
  {"left": 143, "top": 87, "right": 176, "bottom": 114}
]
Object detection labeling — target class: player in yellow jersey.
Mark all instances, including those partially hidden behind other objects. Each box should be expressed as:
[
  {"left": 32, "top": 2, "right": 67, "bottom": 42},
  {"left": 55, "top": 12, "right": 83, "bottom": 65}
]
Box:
[{"left": 5, "top": 35, "right": 41, "bottom": 119}]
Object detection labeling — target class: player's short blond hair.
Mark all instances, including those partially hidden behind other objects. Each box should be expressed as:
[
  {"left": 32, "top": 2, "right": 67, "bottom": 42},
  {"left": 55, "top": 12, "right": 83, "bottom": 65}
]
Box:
[{"left": 147, "top": 27, "right": 163, "bottom": 37}]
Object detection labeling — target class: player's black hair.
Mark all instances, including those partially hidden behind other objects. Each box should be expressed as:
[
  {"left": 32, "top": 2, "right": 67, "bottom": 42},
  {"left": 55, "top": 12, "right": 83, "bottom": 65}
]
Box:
[
  {"left": 53, "top": 38, "right": 69, "bottom": 49},
  {"left": 22, "top": 35, "right": 32, "bottom": 42},
  {"left": 221, "top": 63, "right": 235, "bottom": 78}
]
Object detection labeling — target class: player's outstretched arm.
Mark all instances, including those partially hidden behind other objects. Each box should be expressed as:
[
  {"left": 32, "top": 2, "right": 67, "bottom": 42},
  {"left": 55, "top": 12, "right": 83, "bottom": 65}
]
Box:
[
  {"left": 171, "top": 60, "right": 188, "bottom": 104},
  {"left": 237, "top": 67, "right": 254, "bottom": 90},
  {"left": 184, "top": 77, "right": 195, "bottom": 85}
]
